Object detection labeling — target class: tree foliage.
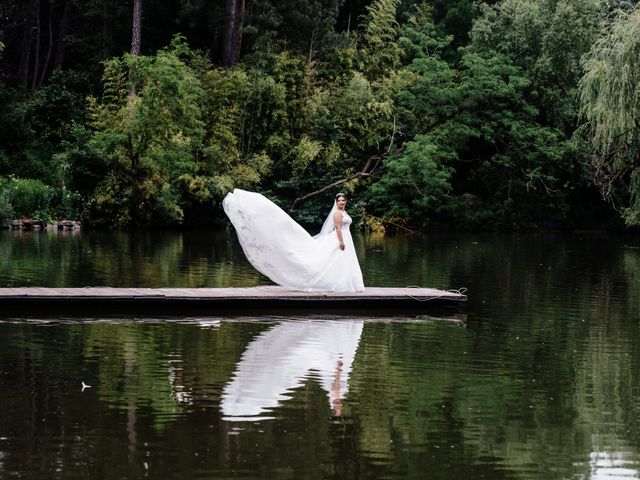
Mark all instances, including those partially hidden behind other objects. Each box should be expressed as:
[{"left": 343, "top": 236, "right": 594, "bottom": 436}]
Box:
[
  {"left": 578, "top": 6, "right": 640, "bottom": 225},
  {"left": 85, "top": 38, "right": 267, "bottom": 227},
  {"left": 0, "top": 0, "right": 633, "bottom": 230}
]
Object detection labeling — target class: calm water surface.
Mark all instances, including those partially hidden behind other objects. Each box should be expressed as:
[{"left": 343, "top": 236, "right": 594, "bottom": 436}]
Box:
[{"left": 1, "top": 229, "right": 639, "bottom": 479}]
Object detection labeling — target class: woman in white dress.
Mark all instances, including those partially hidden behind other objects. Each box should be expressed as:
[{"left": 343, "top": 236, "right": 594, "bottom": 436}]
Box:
[{"left": 223, "top": 189, "right": 365, "bottom": 292}]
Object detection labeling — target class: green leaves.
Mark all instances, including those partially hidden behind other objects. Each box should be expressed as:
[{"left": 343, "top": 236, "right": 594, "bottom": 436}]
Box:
[
  {"left": 0, "top": 0, "right": 628, "bottom": 229},
  {"left": 367, "top": 135, "right": 454, "bottom": 219},
  {"left": 86, "top": 38, "right": 269, "bottom": 227},
  {"left": 578, "top": 6, "right": 640, "bottom": 225},
  {"left": 359, "top": 0, "right": 402, "bottom": 78},
  {"left": 359, "top": 1, "right": 593, "bottom": 230},
  {"left": 0, "top": 177, "right": 55, "bottom": 220}
]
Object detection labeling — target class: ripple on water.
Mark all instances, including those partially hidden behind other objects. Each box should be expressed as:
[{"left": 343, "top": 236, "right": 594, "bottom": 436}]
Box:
[{"left": 1, "top": 232, "right": 640, "bottom": 479}]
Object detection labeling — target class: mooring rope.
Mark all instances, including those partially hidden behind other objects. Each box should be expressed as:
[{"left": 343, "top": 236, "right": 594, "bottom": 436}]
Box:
[{"left": 404, "top": 285, "right": 468, "bottom": 302}]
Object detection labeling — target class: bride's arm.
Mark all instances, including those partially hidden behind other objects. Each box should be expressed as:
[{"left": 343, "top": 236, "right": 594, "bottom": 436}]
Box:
[{"left": 333, "top": 211, "right": 345, "bottom": 250}]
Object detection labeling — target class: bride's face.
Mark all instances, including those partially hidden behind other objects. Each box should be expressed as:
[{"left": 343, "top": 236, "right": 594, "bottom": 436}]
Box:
[{"left": 336, "top": 197, "right": 347, "bottom": 209}]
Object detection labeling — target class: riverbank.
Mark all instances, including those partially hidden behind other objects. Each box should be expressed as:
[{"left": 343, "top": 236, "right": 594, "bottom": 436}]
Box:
[{"left": 4, "top": 219, "right": 81, "bottom": 231}]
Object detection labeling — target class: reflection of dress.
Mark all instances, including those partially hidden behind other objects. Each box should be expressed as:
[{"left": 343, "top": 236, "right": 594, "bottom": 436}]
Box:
[
  {"left": 220, "top": 320, "right": 363, "bottom": 420},
  {"left": 223, "top": 189, "right": 364, "bottom": 292}
]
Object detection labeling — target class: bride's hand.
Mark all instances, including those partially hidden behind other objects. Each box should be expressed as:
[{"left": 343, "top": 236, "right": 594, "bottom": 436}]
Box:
[{"left": 339, "top": 243, "right": 345, "bottom": 251}]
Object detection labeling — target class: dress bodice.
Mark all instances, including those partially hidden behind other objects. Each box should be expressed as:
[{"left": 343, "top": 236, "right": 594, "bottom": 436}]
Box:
[{"left": 339, "top": 211, "right": 352, "bottom": 228}]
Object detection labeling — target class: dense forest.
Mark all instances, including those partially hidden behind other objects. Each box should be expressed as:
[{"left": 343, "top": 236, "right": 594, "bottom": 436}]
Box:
[{"left": 1, "top": 0, "right": 639, "bottom": 230}]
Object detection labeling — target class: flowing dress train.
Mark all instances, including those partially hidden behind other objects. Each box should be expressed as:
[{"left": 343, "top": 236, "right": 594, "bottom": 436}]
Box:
[{"left": 223, "top": 189, "right": 365, "bottom": 292}]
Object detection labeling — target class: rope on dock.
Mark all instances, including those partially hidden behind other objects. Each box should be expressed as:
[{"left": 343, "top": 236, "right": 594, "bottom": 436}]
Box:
[{"left": 404, "top": 286, "right": 467, "bottom": 302}]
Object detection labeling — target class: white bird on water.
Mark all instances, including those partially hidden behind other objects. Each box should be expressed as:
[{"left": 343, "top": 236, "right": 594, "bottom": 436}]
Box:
[{"left": 81, "top": 381, "right": 92, "bottom": 392}]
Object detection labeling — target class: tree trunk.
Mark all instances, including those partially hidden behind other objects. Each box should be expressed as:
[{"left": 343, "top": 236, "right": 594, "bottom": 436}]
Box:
[
  {"left": 18, "top": 0, "right": 38, "bottom": 88},
  {"left": 222, "top": 0, "right": 238, "bottom": 66},
  {"left": 54, "top": 0, "right": 72, "bottom": 69},
  {"left": 221, "top": 0, "right": 245, "bottom": 66},
  {"left": 38, "top": 3, "right": 55, "bottom": 87},
  {"left": 102, "top": 0, "right": 114, "bottom": 59},
  {"left": 129, "top": 0, "right": 143, "bottom": 96},
  {"left": 232, "top": 0, "right": 245, "bottom": 64},
  {"left": 130, "top": 0, "right": 142, "bottom": 56},
  {"left": 31, "top": 0, "right": 41, "bottom": 90}
]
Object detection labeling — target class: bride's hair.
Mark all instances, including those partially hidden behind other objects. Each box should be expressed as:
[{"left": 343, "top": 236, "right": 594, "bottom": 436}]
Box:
[{"left": 335, "top": 192, "right": 346, "bottom": 199}]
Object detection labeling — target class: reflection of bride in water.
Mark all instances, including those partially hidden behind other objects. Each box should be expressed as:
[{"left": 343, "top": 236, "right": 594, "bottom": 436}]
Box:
[
  {"left": 223, "top": 189, "right": 365, "bottom": 292},
  {"left": 220, "top": 320, "right": 363, "bottom": 420}
]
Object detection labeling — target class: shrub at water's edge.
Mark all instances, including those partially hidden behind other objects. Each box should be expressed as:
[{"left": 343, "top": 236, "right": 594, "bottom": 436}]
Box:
[{"left": 0, "top": 177, "right": 82, "bottom": 225}]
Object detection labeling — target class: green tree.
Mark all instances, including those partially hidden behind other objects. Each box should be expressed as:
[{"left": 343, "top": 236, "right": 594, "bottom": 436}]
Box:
[
  {"left": 363, "top": 4, "right": 586, "bottom": 229},
  {"left": 358, "top": 0, "right": 402, "bottom": 80},
  {"left": 242, "top": 0, "right": 344, "bottom": 63},
  {"left": 0, "top": 177, "right": 55, "bottom": 219},
  {"left": 86, "top": 37, "right": 271, "bottom": 227},
  {"left": 363, "top": 7, "right": 456, "bottom": 223},
  {"left": 446, "top": 0, "right": 605, "bottom": 228},
  {"left": 179, "top": 64, "right": 272, "bottom": 213},
  {"left": 0, "top": 177, "right": 14, "bottom": 226},
  {"left": 449, "top": 51, "right": 576, "bottom": 228},
  {"left": 578, "top": 6, "right": 640, "bottom": 225},
  {"left": 87, "top": 39, "right": 206, "bottom": 226},
  {"left": 470, "top": 0, "right": 601, "bottom": 133}
]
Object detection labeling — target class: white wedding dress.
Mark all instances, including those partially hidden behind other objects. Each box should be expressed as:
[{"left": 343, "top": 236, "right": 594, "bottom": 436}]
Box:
[{"left": 223, "top": 189, "right": 365, "bottom": 292}]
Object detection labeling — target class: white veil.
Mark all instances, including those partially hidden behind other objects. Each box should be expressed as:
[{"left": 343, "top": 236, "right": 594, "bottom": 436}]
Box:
[{"left": 315, "top": 200, "right": 338, "bottom": 238}]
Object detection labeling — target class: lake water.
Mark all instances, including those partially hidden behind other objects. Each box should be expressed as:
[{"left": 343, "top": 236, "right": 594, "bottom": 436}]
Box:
[{"left": 0, "top": 229, "right": 639, "bottom": 479}]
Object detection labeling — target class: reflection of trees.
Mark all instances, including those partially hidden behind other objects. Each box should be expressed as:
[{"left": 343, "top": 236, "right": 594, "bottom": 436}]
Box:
[
  {"left": 0, "top": 321, "right": 262, "bottom": 477},
  {"left": 347, "top": 319, "right": 577, "bottom": 477},
  {"left": 82, "top": 322, "right": 259, "bottom": 426},
  {"left": 82, "top": 230, "right": 268, "bottom": 287},
  {"left": 0, "top": 229, "right": 85, "bottom": 286},
  {"left": 0, "top": 230, "right": 266, "bottom": 287},
  {"left": 0, "top": 323, "right": 92, "bottom": 476},
  {"left": 570, "top": 247, "right": 640, "bottom": 477},
  {"left": 349, "top": 321, "right": 523, "bottom": 478},
  {"left": 1, "top": 233, "right": 640, "bottom": 478},
  {"left": 347, "top": 235, "right": 640, "bottom": 478}
]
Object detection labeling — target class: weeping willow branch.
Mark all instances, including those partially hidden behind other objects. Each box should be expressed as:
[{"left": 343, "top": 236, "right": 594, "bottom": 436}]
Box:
[{"left": 578, "top": 6, "right": 640, "bottom": 222}]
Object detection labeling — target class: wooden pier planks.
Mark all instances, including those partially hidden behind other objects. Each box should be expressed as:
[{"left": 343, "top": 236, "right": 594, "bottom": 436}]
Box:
[{"left": 0, "top": 286, "right": 466, "bottom": 313}]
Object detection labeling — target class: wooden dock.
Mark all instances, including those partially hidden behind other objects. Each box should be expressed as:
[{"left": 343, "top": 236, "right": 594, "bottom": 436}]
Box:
[{"left": 0, "top": 286, "right": 466, "bottom": 314}]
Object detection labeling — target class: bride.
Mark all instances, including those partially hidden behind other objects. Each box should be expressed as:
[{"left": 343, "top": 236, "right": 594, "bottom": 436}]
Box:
[{"left": 223, "top": 189, "right": 365, "bottom": 292}]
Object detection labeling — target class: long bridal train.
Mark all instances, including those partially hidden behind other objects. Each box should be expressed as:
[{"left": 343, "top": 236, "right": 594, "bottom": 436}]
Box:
[{"left": 223, "top": 189, "right": 364, "bottom": 292}]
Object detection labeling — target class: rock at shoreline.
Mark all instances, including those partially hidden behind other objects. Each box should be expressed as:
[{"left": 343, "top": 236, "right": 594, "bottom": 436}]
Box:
[{"left": 9, "top": 219, "right": 81, "bottom": 231}]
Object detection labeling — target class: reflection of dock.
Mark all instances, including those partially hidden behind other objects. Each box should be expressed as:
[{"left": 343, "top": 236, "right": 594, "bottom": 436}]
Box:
[{"left": 0, "top": 286, "right": 466, "bottom": 313}]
